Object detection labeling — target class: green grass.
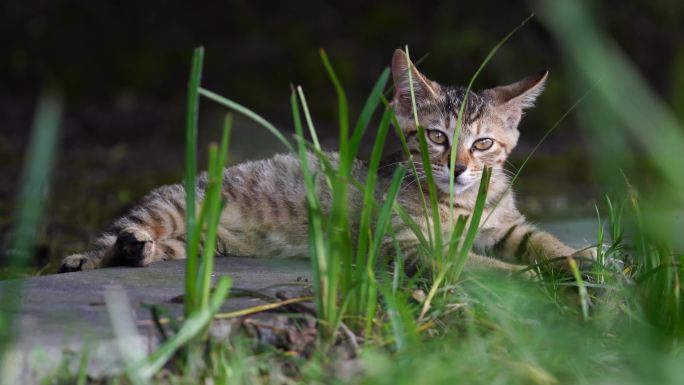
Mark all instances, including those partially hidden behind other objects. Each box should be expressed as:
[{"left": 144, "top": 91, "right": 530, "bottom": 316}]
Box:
[
  {"left": 3, "top": 3, "right": 684, "bottom": 384},
  {"left": 0, "top": 88, "right": 62, "bottom": 384}
]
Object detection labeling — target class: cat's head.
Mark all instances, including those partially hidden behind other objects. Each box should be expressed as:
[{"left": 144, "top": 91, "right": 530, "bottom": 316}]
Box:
[{"left": 390, "top": 49, "right": 547, "bottom": 199}]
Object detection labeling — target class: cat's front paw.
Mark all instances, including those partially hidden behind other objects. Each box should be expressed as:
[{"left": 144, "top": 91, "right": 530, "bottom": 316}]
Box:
[
  {"left": 59, "top": 253, "right": 96, "bottom": 273},
  {"left": 515, "top": 267, "right": 539, "bottom": 280},
  {"left": 115, "top": 228, "right": 156, "bottom": 267},
  {"left": 571, "top": 246, "right": 598, "bottom": 271},
  {"left": 570, "top": 246, "right": 624, "bottom": 272}
]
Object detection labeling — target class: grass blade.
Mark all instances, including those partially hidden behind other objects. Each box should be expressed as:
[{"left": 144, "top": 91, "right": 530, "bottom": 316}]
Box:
[
  {"left": 137, "top": 277, "right": 232, "bottom": 380},
  {"left": 199, "top": 88, "right": 294, "bottom": 152},
  {"left": 198, "top": 116, "right": 231, "bottom": 307},
  {"left": 354, "top": 109, "right": 393, "bottom": 276},
  {"left": 184, "top": 46, "right": 204, "bottom": 316},
  {"left": 319, "top": 49, "right": 349, "bottom": 159},
  {"left": 291, "top": 88, "right": 333, "bottom": 337},
  {"left": 479, "top": 82, "right": 598, "bottom": 230},
  {"left": 105, "top": 287, "right": 148, "bottom": 385},
  {"left": 362, "top": 166, "right": 406, "bottom": 335},
  {"left": 448, "top": 15, "right": 534, "bottom": 216},
  {"left": 347, "top": 68, "right": 390, "bottom": 171},
  {"left": 452, "top": 167, "right": 492, "bottom": 280},
  {"left": 296, "top": 86, "right": 322, "bottom": 152},
  {"left": 404, "top": 47, "right": 443, "bottom": 263},
  {"left": 0, "top": 87, "right": 61, "bottom": 376}
]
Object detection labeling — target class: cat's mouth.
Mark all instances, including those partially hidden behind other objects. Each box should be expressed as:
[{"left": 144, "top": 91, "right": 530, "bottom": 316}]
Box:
[{"left": 434, "top": 176, "right": 477, "bottom": 194}]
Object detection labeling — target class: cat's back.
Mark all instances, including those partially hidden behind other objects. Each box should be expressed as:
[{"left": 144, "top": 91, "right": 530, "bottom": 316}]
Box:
[{"left": 212, "top": 152, "right": 368, "bottom": 257}]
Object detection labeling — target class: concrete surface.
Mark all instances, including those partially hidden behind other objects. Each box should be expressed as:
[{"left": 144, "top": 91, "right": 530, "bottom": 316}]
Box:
[{"left": 1, "top": 257, "right": 311, "bottom": 383}]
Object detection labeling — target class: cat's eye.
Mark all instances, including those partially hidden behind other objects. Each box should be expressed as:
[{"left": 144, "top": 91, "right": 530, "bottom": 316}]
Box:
[
  {"left": 427, "top": 130, "right": 447, "bottom": 145},
  {"left": 472, "top": 138, "right": 494, "bottom": 151}
]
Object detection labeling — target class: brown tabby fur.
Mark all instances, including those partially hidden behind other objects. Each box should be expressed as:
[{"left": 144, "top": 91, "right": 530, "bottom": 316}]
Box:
[{"left": 59, "top": 49, "right": 594, "bottom": 274}]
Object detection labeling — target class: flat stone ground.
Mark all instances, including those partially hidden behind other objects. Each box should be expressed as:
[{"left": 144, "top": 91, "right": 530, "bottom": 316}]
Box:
[
  {"left": 0, "top": 219, "right": 599, "bottom": 383},
  {"left": 2, "top": 257, "right": 312, "bottom": 383}
]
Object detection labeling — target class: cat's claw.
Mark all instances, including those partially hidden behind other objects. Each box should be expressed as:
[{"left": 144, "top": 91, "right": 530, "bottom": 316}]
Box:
[{"left": 59, "top": 254, "right": 96, "bottom": 273}]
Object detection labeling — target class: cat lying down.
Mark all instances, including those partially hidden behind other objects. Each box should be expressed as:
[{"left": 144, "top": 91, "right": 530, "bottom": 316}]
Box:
[{"left": 59, "top": 49, "right": 596, "bottom": 275}]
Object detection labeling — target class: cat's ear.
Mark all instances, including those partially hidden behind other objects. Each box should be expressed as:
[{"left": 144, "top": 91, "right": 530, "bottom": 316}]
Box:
[
  {"left": 391, "top": 49, "right": 439, "bottom": 115},
  {"left": 486, "top": 70, "right": 548, "bottom": 130}
]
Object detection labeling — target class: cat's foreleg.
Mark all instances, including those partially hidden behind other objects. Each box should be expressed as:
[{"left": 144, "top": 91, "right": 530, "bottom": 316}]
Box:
[
  {"left": 59, "top": 185, "right": 189, "bottom": 272},
  {"left": 59, "top": 233, "right": 116, "bottom": 272},
  {"left": 465, "top": 252, "right": 533, "bottom": 277},
  {"left": 492, "top": 221, "right": 596, "bottom": 271},
  {"left": 386, "top": 228, "right": 531, "bottom": 277}
]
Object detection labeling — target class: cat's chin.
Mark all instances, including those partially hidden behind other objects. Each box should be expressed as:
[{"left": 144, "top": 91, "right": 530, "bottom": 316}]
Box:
[{"left": 435, "top": 180, "right": 477, "bottom": 195}]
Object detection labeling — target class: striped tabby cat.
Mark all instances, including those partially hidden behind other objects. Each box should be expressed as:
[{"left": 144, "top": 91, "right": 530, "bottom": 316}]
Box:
[{"left": 59, "top": 49, "right": 594, "bottom": 274}]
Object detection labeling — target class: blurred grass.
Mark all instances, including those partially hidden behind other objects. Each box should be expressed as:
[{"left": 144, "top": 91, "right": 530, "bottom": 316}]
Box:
[{"left": 0, "top": 87, "right": 61, "bottom": 384}]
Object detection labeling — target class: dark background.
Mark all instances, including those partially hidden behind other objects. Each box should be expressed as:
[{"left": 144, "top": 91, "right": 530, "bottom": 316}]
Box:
[{"left": 2, "top": 0, "right": 683, "bottom": 271}]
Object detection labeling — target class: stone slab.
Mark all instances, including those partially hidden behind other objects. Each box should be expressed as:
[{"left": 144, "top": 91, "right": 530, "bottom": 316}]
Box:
[{"left": 1, "top": 257, "right": 311, "bottom": 383}]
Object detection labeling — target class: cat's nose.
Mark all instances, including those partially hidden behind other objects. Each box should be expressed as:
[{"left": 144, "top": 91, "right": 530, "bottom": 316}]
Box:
[{"left": 453, "top": 163, "right": 467, "bottom": 177}]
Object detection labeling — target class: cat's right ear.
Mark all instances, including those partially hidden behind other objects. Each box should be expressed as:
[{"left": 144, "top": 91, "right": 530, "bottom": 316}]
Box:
[
  {"left": 486, "top": 70, "right": 548, "bottom": 131},
  {"left": 391, "top": 49, "right": 438, "bottom": 116}
]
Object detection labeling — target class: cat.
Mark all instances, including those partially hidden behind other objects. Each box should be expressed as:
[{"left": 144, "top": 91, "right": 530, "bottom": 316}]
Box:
[{"left": 59, "top": 49, "right": 595, "bottom": 274}]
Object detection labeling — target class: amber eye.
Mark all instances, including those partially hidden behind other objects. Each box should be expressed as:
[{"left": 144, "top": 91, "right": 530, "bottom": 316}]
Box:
[
  {"left": 472, "top": 138, "right": 494, "bottom": 151},
  {"left": 427, "top": 130, "right": 447, "bottom": 145}
]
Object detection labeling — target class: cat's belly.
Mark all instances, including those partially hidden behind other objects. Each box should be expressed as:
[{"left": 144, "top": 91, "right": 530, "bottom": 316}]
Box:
[{"left": 215, "top": 221, "right": 309, "bottom": 258}]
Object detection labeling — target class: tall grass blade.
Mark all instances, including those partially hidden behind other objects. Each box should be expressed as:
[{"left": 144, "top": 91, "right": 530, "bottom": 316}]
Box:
[
  {"left": 479, "top": 83, "right": 598, "bottom": 230},
  {"left": 448, "top": 15, "right": 533, "bottom": 216},
  {"left": 197, "top": 116, "right": 231, "bottom": 307},
  {"left": 290, "top": 89, "right": 333, "bottom": 337},
  {"left": 452, "top": 167, "right": 492, "bottom": 280},
  {"left": 319, "top": 50, "right": 355, "bottom": 299},
  {"left": 383, "top": 102, "right": 433, "bottom": 251},
  {"left": 354, "top": 109, "right": 393, "bottom": 289},
  {"left": 404, "top": 47, "right": 443, "bottom": 264},
  {"left": 363, "top": 167, "right": 406, "bottom": 335},
  {"left": 105, "top": 287, "right": 148, "bottom": 385},
  {"left": 0, "top": 88, "right": 61, "bottom": 383},
  {"left": 199, "top": 88, "right": 294, "bottom": 152},
  {"left": 538, "top": 1, "right": 684, "bottom": 195},
  {"left": 296, "top": 86, "right": 322, "bottom": 152},
  {"left": 184, "top": 46, "right": 204, "bottom": 317},
  {"left": 347, "top": 68, "right": 390, "bottom": 171},
  {"left": 319, "top": 49, "right": 349, "bottom": 158}
]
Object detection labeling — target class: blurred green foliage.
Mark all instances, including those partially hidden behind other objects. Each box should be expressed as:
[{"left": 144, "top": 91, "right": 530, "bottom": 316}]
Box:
[{"left": 3, "top": 0, "right": 684, "bottom": 133}]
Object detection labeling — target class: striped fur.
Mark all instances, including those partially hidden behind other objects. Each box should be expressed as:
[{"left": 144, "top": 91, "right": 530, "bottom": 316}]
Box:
[{"left": 59, "top": 50, "right": 595, "bottom": 274}]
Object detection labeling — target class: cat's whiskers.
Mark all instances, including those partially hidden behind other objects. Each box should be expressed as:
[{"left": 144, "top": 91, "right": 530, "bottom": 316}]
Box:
[
  {"left": 505, "top": 160, "right": 520, "bottom": 172},
  {"left": 377, "top": 160, "right": 408, "bottom": 171}
]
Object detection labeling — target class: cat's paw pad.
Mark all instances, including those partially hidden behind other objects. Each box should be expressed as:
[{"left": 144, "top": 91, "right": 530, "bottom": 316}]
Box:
[
  {"left": 59, "top": 254, "right": 95, "bottom": 273},
  {"left": 115, "top": 228, "right": 155, "bottom": 267}
]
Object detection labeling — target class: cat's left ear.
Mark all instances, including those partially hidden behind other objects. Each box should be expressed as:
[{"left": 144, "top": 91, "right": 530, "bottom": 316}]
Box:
[
  {"left": 485, "top": 70, "right": 548, "bottom": 130},
  {"left": 391, "top": 49, "right": 439, "bottom": 116}
]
